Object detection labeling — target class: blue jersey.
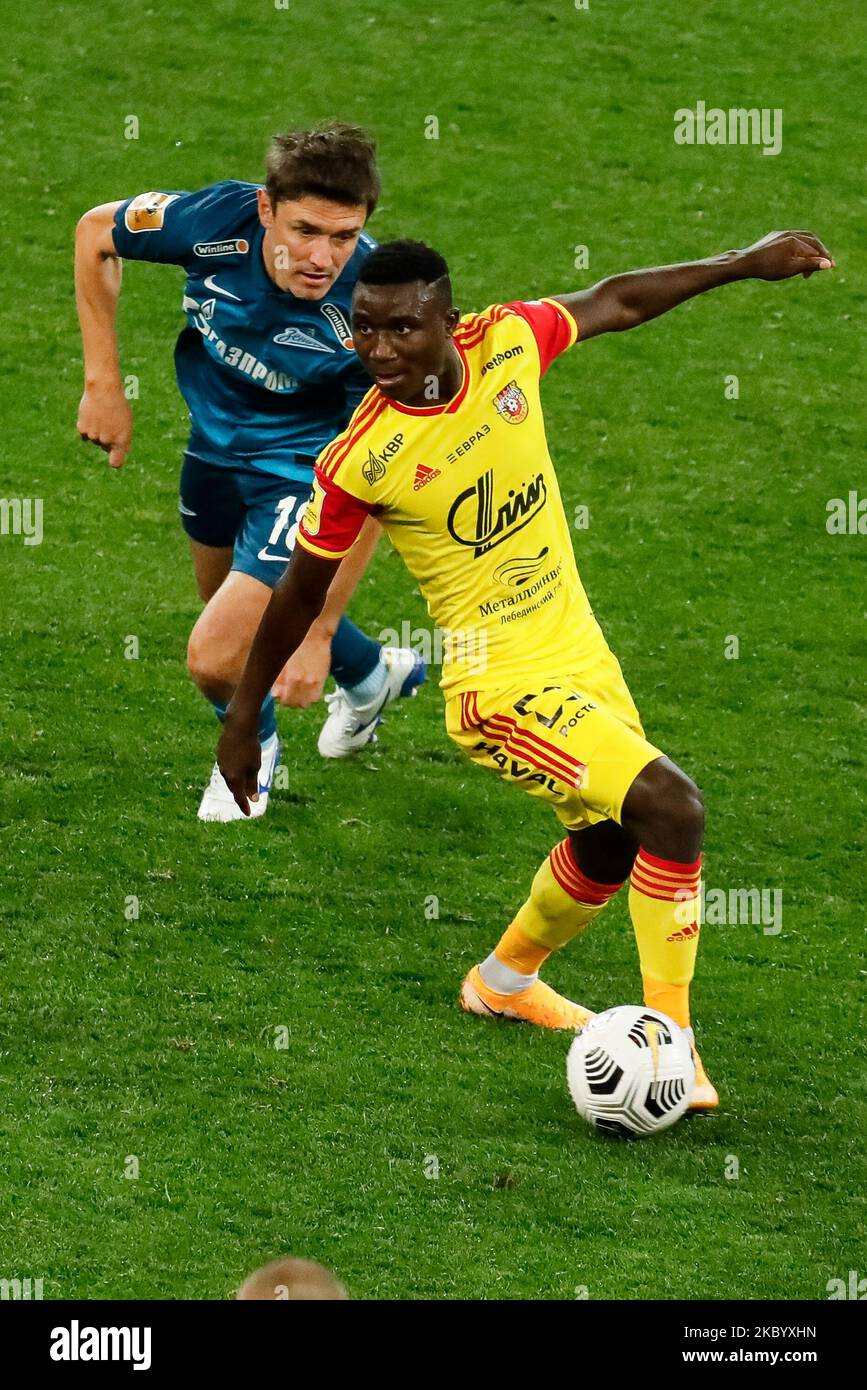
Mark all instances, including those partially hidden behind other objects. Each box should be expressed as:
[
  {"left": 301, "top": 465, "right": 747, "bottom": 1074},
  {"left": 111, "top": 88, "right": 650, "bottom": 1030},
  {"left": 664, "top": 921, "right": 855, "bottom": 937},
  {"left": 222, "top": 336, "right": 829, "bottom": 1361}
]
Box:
[{"left": 112, "top": 182, "right": 375, "bottom": 484}]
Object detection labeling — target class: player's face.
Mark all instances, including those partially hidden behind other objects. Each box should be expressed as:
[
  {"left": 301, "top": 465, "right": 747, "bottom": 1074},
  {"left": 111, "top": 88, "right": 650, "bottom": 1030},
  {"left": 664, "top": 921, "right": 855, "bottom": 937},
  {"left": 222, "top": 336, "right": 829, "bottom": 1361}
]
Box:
[
  {"left": 257, "top": 192, "right": 367, "bottom": 298},
  {"left": 351, "top": 282, "right": 459, "bottom": 405}
]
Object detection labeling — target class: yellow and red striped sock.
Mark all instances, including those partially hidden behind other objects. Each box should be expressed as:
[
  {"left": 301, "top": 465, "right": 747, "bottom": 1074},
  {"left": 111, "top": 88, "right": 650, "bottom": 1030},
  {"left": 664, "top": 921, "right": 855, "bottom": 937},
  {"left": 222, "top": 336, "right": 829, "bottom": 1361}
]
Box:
[
  {"left": 628, "top": 848, "right": 702, "bottom": 1029},
  {"left": 481, "top": 840, "right": 625, "bottom": 992}
]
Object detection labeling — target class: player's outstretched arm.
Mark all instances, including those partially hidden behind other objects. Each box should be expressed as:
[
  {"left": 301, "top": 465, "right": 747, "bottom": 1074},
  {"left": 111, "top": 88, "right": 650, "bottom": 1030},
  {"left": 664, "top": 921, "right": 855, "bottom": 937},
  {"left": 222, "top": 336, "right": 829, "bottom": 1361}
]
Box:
[
  {"left": 273, "top": 517, "right": 382, "bottom": 707},
  {"left": 554, "top": 231, "right": 835, "bottom": 342},
  {"left": 75, "top": 200, "right": 134, "bottom": 469},
  {"left": 217, "top": 547, "right": 341, "bottom": 814}
]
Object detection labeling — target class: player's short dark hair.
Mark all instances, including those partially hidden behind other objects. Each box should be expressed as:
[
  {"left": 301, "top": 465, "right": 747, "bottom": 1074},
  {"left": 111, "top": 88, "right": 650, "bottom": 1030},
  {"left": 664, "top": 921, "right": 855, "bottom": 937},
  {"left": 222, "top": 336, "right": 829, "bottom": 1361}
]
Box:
[
  {"left": 265, "top": 122, "right": 381, "bottom": 214},
  {"left": 357, "top": 240, "right": 452, "bottom": 300}
]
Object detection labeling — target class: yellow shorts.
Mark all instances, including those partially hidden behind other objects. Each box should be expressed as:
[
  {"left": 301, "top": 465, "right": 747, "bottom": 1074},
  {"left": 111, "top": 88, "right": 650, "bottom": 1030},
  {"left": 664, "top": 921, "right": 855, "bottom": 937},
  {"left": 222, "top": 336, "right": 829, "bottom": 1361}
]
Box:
[{"left": 445, "top": 645, "right": 663, "bottom": 832}]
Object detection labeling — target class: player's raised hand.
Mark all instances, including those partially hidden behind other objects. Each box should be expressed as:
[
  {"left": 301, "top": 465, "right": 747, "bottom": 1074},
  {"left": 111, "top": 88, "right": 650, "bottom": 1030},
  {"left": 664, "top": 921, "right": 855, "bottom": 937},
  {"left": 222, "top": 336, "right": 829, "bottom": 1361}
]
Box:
[
  {"left": 740, "top": 231, "right": 835, "bottom": 281},
  {"left": 216, "top": 716, "right": 261, "bottom": 817},
  {"left": 77, "top": 381, "right": 133, "bottom": 469}
]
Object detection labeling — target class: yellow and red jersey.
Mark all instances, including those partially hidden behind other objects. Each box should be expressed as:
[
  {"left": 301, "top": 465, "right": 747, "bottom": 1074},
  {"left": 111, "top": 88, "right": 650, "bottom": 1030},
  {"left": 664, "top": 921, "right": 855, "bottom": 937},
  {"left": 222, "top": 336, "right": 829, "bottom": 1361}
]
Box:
[{"left": 298, "top": 298, "right": 611, "bottom": 695}]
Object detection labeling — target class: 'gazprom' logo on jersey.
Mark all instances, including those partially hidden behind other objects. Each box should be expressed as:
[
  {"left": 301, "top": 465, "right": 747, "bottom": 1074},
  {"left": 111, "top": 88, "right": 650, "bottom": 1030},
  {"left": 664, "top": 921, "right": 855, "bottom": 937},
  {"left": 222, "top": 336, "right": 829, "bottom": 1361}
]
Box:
[
  {"left": 193, "top": 239, "right": 250, "bottom": 257},
  {"left": 447, "top": 469, "right": 547, "bottom": 558},
  {"left": 190, "top": 314, "right": 297, "bottom": 391}
]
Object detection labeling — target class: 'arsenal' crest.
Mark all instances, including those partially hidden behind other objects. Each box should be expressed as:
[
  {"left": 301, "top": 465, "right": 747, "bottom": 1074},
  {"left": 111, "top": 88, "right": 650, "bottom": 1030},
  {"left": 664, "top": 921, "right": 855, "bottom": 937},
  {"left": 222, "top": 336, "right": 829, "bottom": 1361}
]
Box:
[{"left": 493, "top": 380, "right": 529, "bottom": 424}]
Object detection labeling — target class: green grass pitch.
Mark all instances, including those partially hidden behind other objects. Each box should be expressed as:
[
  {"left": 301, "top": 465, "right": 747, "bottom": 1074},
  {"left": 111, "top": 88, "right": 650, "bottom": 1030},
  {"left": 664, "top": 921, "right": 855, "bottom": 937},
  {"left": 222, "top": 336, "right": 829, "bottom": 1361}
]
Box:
[{"left": 1, "top": 0, "right": 864, "bottom": 1300}]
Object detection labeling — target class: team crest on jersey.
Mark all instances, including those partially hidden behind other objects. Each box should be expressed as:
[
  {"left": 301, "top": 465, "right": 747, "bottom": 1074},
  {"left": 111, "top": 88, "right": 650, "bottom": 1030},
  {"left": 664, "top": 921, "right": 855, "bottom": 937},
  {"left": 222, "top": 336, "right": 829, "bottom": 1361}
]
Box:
[
  {"left": 493, "top": 380, "right": 528, "bottom": 424},
  {"left": 321, "top": 302, "right": 354, "bottom": 350},
  {"left": 273, "top": 326, "right": 335, "bottom": 353},
  {"left": 124, "top": 191, "right": 179, "bottom": 233}
]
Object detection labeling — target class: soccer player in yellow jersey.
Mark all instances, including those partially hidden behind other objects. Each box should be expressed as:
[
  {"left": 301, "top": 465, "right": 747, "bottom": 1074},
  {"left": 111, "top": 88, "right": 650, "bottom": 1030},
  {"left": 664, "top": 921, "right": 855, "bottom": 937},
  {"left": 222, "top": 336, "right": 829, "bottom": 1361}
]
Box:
[{"left": 217, "top": 232, "right": 834, "bottom": 1110}]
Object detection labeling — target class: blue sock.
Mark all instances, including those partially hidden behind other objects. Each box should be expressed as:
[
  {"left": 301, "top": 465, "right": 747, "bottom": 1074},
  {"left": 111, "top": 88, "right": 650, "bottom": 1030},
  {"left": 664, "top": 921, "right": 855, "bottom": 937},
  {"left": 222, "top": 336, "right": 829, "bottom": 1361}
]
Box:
[
  {"left": 330, "top": 616, "right": 382, "bottom": 689},
  {"left": 211, "top": 694, "right": 277, "bottom": 744}
]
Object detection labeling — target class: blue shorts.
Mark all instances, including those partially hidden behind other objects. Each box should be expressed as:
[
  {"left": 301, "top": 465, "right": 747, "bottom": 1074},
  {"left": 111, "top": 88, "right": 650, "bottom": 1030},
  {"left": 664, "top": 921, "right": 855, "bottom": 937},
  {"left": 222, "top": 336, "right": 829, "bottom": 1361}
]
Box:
[{"left": 179, "top": 453, "right": 316, "bottom": 589}]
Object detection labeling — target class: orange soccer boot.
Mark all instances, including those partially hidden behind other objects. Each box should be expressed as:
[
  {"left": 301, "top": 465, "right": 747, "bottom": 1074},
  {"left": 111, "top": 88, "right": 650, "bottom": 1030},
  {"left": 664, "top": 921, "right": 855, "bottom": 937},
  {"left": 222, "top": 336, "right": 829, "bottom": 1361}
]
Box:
[{"left": 460, "top": 965, "right": 594, "bottom": 1032}]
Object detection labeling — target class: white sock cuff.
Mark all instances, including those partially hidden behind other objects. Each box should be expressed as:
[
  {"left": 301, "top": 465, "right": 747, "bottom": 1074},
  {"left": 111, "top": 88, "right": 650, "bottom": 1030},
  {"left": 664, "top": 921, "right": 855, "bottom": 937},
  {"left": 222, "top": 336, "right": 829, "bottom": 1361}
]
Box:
[{"left": 479, "top": 953, "right": 538, "bottom": 995}]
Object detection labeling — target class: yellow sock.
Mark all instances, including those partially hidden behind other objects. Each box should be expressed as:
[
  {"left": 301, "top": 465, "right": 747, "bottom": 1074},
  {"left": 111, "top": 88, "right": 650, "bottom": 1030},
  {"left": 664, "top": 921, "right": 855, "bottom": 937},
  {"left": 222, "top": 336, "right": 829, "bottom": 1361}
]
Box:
[
  {"left": 628, "top": 848, "right": 702, "bottom": 1028},
  {"left": 492, "top": 840, "right": 625, "bottom": 975}
]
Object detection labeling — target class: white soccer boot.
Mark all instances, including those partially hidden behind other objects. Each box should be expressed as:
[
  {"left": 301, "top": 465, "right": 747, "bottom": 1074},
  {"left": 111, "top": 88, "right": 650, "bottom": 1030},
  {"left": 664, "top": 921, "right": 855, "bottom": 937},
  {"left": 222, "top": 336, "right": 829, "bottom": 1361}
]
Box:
[
  {"left": 197, "top": 732, "right": 281, "bottom": 822},
  {"left": 317, "top": 647, "right": 427, "bottom": 759}
]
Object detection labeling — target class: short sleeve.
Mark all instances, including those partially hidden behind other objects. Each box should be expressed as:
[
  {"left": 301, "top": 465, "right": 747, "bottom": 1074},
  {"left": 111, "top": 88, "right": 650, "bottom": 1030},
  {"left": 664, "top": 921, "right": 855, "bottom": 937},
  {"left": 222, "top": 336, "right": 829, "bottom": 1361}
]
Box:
[
  {"left": 112, "top": 182, "right": 253, "bottom": 266},
  {"left": 505, "top": 298, "right": 578, "bottom": 374},
  {"left": 297, "top": 469, "right": 372, "bottom": 561},
  {"left": 112, "top": 190, "right": 192, "bottom": 264}
]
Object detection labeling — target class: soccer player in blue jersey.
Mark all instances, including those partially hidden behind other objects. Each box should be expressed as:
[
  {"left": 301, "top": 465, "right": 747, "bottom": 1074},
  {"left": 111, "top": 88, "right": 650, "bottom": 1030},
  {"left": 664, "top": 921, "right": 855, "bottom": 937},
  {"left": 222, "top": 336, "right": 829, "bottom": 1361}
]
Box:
[{"left": 74, "top": 124, "right": 425, "bottom": 820}]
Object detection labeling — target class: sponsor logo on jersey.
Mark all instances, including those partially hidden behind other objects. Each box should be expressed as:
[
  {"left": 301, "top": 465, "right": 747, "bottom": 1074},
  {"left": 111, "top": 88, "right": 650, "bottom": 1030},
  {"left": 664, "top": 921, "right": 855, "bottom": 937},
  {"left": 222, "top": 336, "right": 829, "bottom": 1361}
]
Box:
[
  {"left": 321, "top": 302, "right": 354, "bottom": 349},
  {"left": 493, "top": 380, "right": 529, "bottom": 424},
  {"left": 447, "top": 468, "right": 547, "bottom": 558},
  {"left": 413, "top": 463, "right": 441, "bottom": 491},
  {"left": 362, "top": 451, "right": 385, "bottom": 485},
  {"left": 189, "top": 314, "right": 297, "bottom": 391},
  {"left": 362, "top": 432, "right": 404, "bottom": 485},
  {"left": 124, "top": 191, "right": 179, "bottom": 233},
  {"left": 199, "top": 298, "right": 216, "bottom": 321},
  {"left": 478, "top": 558, "right": 563, "bottom": 620},
  {"left": 272, "top": 326, "right": 335, "bottom": 353},
  {"left": 193, "top": 238, "right": 250, "bottom": 257},
  {"left": 492, "top": 548, "right": 550, "bottom": 587},
  {"left": 446, "top": 423, "right": 490, "bottom": 465},
  {"left": 480, "top": 345, "right": 525, "bottom": 376}
]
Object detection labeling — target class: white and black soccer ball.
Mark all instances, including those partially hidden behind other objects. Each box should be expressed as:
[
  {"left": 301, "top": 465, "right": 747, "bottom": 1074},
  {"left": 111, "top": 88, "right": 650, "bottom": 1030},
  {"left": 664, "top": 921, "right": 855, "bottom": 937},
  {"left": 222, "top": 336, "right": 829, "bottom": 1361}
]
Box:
[{"left": 566, "top": 1006, "right": 695, "bottom": 1138}]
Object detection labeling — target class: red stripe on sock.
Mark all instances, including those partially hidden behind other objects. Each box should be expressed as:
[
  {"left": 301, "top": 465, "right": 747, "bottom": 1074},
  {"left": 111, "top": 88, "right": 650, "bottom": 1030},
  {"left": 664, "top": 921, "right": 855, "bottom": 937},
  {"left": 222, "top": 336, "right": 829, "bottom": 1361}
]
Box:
[
  {"left": 631, "top": 847, "right": 702, "bottom": 901},
  {"left": 550, "top": 840, "right": 625, "bottom": 904},
  {"left": 635, "top": 848, "right": 702, "bottom": 875}
]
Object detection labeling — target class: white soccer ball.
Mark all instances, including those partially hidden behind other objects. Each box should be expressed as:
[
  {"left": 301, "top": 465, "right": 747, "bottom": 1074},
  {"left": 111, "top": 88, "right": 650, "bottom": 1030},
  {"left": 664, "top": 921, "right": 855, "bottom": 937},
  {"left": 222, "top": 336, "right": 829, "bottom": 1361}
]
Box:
[{"left": 566, "top": 1006, "right": 695, "bottom": 1138}]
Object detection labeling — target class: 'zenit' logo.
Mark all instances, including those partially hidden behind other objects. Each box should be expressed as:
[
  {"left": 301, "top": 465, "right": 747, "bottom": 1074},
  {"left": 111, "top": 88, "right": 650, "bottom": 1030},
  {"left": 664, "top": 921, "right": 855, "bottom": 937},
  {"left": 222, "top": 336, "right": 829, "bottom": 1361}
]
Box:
[
  {"left": 362, "top": 432, "right": 404, "bottom": 485},
  {"left": 447, "top": 469, "right": 547, "bottom": 557}
]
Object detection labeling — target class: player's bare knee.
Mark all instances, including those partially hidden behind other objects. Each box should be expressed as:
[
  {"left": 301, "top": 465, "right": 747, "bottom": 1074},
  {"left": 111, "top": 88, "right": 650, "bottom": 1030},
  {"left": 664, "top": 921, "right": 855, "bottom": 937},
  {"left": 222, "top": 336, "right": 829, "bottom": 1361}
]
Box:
[
  {"left": 186, "top": 630, "right": 234, "bottom": 703},
  {"left": 661, "top": 777, "right": 704, "bottom": 856},
  {"left": 622, "top": 757, "right": 704, "bottom": 861}
]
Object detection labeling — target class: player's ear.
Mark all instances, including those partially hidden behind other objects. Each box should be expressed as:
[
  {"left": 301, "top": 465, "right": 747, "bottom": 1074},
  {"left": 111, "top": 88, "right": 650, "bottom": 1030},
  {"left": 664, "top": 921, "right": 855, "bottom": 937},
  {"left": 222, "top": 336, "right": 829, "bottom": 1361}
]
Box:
[
  {"left": 256, "top": 187, "right": 275, "bottom": 229},
  {"left": 445, "top": 307, "right": 460, "bottom": 336}
]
